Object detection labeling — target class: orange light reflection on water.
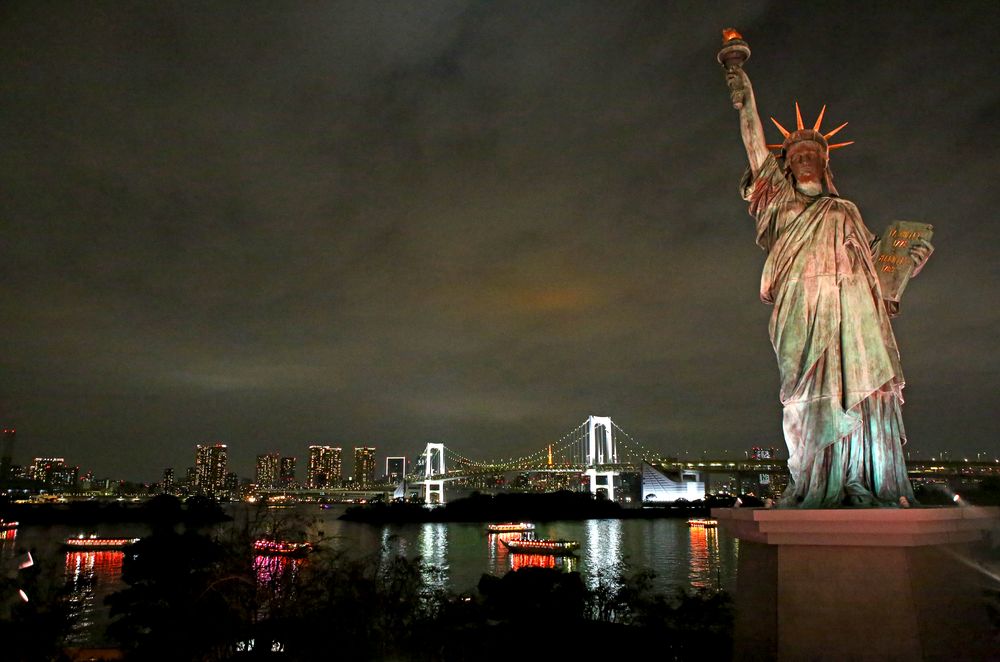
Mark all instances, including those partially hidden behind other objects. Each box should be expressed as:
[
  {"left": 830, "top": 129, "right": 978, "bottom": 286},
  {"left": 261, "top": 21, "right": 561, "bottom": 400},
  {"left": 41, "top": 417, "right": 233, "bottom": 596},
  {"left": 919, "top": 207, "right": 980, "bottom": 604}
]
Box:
[
  {"left": 688, "top": 525, "right": 721, "bottom": 590},
  {"left": 65, "top": 550, "right": 125, "bottom": 583},
  {"left": 509, "top": 553, "right": 577, "bottom": 573},
  {"left": 487, "top": 531, "right": 532, "bottom": 563},
  {"left": 63, "top": 550, "right": 126, "bottom": 645}
]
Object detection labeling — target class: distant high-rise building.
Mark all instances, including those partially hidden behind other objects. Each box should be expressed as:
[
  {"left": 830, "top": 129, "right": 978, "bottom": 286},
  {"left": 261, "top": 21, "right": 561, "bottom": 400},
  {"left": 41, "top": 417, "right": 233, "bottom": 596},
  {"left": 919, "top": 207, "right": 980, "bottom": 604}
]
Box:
[
  {"left": 29, "top": 457, "right": 78, "bottom": 491},
  {"left": 749, "top": 446, "right": 784, "bottom": 497},
  {"left": 256, "top": 452, "right": 281, "bottom": 489},
  {"left": 749, "top": 446, "right": 779, "bottom": 460},
  {"left": 224, "top": 471, "right": 239, "bottom": 496},
  {"left": 280, "top": 457, "right": 297, "bottom": 488},
  {"left": 385, "top": 456, "right": 406, "bottom": 483},
  {"left": 30, "top": 457, "right": 63, "bottom": 482},
  {"left": 162, "top": 467, "right": 175, "bottom": 493},
  {"left": 194, "top": 443, "right": 228, "bottom": 495},
  {"left": 1, "top": 428, "right": 16, "bottom": 483},
  {"left": 307, "top": 446, "right": 342, "bottom": 488},
  {"left": 354, "top": 447, "right": 376, "bottom": 487}
]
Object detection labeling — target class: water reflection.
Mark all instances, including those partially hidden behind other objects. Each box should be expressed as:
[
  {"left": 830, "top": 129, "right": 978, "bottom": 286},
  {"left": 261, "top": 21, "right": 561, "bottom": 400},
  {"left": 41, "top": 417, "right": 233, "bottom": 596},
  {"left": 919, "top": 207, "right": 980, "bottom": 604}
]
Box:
[
  {"left": 2, "top": 510, "right": 741, "bottom": 647},
  {"left": 64, "top": 551, "right": 125, "bottom": 645},
  {"left": 687, "top": 525, "right": 721, "bottom": 590},
  {"left": 509, "top": 553, "right": 578, "bottom": 572},
  {"left": 486, "top": 532, "right": 524, "bottom": 561},
  {"left": 584, "top": 519, "right": 622, "bottom": 587},
  {"left": 378, "top": 526, "right": 404, "bottom": 558},
  {"left": 418, "top": 523, "right": 449, "bottom": 590},
  {"left": 254, "top": 555, "right": 301, "bottom": 588}
]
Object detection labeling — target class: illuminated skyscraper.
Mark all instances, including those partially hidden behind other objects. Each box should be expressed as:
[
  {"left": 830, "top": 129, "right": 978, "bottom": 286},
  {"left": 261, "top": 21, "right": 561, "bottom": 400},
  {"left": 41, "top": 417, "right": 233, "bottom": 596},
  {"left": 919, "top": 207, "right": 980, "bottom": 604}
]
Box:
[
  {"left": 749, "top": 446, "right": 779, "bottom": 460},
  {"left": 224, "top": 471, "right": 240, "bottom": 496},
  {"left": 354, "top": 447, "right": 376, "bottom": 487},
  {"left": 29, "top": 457, "right": 78, "bottom": 491},
  {"left": 162, "top": 467, "right": 175, "bottom": 493},
  {"left": 279, "top": 456, "right": 297, "bottom": 488},
  {"left": 185, "top": 467, "right": 198, "bottom": 490},
  {"left": 194, "top": 443, "right": 228, "bottom": 495},
  {"left": 256, "top": 452, "right": 280, "bottom": 489},
  {"left": 307, "top": 446, "right": 342, "bottom": 488},
  {"left": 385, "top": 456, "right": 406, "bottom": 482}
]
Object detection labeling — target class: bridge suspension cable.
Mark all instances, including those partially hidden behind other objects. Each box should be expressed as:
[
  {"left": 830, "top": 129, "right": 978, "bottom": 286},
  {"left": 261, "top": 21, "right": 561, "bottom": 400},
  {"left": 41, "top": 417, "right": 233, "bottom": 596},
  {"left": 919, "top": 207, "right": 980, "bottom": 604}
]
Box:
[
  {"left": 610, "top": 419, "right": 668, "bottom": 464},
  {"left": 433, "top": 420, "right": 590, "bottom": 473},
  {"left": 419, "top": 418, "right": 666, "bottom": 478}
]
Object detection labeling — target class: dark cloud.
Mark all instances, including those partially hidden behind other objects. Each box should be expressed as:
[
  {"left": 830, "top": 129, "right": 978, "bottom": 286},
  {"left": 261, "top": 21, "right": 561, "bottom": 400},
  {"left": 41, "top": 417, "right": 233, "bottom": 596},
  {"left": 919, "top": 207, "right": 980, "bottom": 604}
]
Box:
[{"left": 1, "top": 1, "right": 997, "bottom": 479}]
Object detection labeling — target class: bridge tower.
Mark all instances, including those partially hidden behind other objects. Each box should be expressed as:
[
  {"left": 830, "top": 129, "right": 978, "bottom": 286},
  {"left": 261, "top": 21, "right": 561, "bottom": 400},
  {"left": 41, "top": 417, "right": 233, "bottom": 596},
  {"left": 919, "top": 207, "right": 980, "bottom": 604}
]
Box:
[
  {"left": 583, "top": 415, "right": 619, "bottom": 501},
  {"left": 422, "top": 442, "right": 446, "bottom": 505}
]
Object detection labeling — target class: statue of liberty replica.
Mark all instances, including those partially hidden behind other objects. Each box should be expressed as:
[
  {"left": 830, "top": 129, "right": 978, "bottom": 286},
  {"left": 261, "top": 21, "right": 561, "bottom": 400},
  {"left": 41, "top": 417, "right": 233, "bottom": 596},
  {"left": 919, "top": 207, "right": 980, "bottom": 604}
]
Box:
[{"left": 719, "top": 30, "right": 933, "bottom": 508}]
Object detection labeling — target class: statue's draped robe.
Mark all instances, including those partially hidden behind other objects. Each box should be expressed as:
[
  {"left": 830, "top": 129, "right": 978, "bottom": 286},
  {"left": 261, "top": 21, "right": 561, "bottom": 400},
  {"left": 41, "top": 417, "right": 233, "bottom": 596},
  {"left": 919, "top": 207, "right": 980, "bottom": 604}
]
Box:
[{"left": 742, "top": 154, "right": 915, "bottom": 507}]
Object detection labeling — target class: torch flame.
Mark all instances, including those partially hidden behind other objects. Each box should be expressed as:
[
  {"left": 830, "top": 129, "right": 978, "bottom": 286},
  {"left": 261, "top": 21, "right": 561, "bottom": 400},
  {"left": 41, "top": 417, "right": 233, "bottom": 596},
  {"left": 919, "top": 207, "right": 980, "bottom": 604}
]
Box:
[{"left": 722, "top": 28, "right": 743, "bottom": 42}]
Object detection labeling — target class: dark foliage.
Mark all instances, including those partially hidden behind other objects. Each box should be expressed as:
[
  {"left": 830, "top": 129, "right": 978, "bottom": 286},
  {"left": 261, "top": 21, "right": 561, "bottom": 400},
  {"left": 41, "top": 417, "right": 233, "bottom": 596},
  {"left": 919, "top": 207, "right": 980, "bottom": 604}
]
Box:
[
  {"left": 0, "top": 550, "right": 74, "bottom": 662},
  {"left": 105, "top": 530, "right": 254, "bottom": 661}
]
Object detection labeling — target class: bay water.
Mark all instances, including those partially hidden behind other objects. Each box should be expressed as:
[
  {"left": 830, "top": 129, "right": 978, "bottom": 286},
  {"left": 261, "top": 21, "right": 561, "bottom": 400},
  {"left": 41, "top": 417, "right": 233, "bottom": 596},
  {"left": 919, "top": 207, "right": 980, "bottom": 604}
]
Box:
[{"left": 1, "top": 505, "right": 739, "bottom": 645}]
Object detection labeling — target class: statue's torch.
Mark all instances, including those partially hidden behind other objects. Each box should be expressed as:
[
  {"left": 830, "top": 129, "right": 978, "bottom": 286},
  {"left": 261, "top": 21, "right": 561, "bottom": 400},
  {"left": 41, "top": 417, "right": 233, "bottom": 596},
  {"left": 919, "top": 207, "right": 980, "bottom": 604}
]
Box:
[{"left": 717, "top": 28, "right": 751, "bottom": 110}]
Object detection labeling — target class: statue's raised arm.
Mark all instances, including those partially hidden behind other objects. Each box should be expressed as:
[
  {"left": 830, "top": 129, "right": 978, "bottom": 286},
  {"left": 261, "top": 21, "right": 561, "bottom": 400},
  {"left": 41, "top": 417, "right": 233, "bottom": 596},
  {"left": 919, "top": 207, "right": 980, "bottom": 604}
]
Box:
[{"left": 718, "top": 30, "right": 769, "bottom": 176}]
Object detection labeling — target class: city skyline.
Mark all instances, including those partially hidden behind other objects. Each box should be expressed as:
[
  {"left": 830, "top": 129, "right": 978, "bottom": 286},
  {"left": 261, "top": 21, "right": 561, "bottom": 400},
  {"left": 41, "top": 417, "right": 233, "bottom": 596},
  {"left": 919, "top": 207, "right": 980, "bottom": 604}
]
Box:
[{"left": 1, "top": 2, "right": 997, "bottom": 481}]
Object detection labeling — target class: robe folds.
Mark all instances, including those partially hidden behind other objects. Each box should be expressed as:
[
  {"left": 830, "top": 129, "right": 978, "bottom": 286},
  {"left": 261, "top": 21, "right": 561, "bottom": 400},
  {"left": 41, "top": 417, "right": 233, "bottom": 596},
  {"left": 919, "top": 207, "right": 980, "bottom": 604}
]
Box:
[{"left": 741, "top": 154, "right": 915, "bottom": 507}]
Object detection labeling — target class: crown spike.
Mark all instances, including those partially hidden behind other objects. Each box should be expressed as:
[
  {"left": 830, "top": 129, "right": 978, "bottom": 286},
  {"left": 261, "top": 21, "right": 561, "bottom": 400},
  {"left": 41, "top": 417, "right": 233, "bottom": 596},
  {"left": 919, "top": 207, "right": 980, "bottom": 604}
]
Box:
[
  {"left": 795, "top": 102, "right": 804, "bottom": 130},
  {"left": 824, "top": 122, "right": 848, "bottom": 140},
  {"left": 828, "top": 141, "right": 855, "bottom": 150},
  {"left": 770, "top": 117, "right": 791, "bottom": 138},
  {"left": 813, "top": 105, "right": 827, "bottom": 132}
]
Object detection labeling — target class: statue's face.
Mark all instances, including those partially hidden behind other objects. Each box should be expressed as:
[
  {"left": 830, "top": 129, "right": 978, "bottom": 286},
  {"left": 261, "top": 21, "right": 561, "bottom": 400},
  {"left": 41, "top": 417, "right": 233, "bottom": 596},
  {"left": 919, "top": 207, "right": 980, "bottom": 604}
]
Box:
[{"left": 786, "top": 142, "right": 826, "bottom": 186}]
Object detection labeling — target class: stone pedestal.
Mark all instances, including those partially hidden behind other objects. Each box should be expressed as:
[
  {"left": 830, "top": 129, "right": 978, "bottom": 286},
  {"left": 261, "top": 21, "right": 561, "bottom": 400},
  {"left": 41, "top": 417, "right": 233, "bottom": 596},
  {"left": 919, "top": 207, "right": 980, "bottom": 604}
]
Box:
[{"left": 712, "top": 506, "right": 1000, "bottom": 661}]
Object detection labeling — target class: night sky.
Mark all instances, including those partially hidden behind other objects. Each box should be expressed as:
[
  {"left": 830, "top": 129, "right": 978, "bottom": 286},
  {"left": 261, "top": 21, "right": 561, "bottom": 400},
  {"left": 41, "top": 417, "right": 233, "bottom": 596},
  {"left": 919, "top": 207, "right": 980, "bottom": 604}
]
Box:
[{"left": 2, "top": 1, "right": 997, "bottom": 481}]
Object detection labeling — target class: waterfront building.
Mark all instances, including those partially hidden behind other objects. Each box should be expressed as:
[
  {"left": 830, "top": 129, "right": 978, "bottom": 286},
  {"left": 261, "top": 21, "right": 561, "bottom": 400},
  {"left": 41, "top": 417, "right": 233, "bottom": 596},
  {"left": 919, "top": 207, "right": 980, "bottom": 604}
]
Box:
[
  {"left": 749, "top": 446, "right": 779, "bottom": 460},
  {"left": 385, "top": 456, "right": 406, "bottom": 482},
  {"left": 194, "top": 443, "right": 228, "bottom": 496},
  {"left": 224, "top": 471, "right": 239, "bottom": 497},
  {"left": 256, "top": 452, "right": 280, "bottom": 489},
  {"left": 184, "top": 466, "right": 198, "bottom": 491},
  {"left": 29, "top": 457, "right": 79, "bottom": 491},
  {"left": 307, "top": 445, "right": 342, "bottom": 488},
  {"left": 280, "top": 456, "right": 297, "bottom": 488},
  {"left": 749, "top": 446, "right": 785, "bottom": 497},
  {"left": 640, "top": 462, "right": 704, "bottom": 502},
  {"left": 162, "top": 467, "right": 175, "bottom": 493},
  {"left": 354, "top": 446, "right": 376, "bottom": 487}
]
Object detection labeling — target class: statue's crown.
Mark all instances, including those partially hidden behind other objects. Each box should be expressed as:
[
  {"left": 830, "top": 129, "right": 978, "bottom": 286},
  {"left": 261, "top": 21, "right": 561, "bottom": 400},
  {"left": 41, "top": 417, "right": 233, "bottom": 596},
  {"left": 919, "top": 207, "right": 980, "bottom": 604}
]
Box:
[{"left": 767, "top": 103, "right": 853, "bottom": 155}]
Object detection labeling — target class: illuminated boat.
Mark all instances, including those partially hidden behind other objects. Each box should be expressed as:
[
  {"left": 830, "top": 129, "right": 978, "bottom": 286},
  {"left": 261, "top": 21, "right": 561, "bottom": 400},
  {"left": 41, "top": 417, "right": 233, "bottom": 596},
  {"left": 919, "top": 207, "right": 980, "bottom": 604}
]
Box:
[
  {"left": 687, "top": 518, "right": 718, "bottom": 528},
  {"left": 486, "top": 522, "right": 536, "bottom": 533},
  {"left": 0, "top": 519, "right": 17, "bottom": 540},
  {"left": 63, "top": 534, "right": 140, "bottom": 550},
  {"left": 500, "top": 538, "right": 579, "bottom": 555},
  {"left": 253, "top": 539, "right": 313, "bottom": 558}
]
